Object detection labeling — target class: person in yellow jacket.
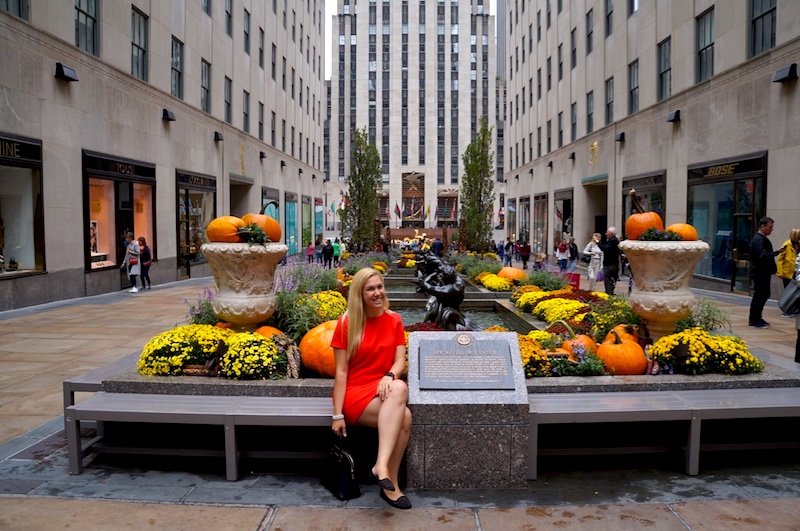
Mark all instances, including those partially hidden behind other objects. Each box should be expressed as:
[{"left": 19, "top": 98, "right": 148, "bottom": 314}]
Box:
[{"left": 778, "top": 228, "right": 800, "bottom": 317}]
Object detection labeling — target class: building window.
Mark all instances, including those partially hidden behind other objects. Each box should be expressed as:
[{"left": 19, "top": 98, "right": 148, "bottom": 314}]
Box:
[
  {"left": 281, "top": 119, "right": 286, "bottom": 152},
  {"left": 131, "top": 8, "right": 148, "bottom": 81},
  {"left": 605, "top": 0, "right": 613, "bottom": 37},
  {"left": 628, "top": 0, "right": 638, "bottom": 16},
  {"left": 171, "top": 37, "right": 183, "bottom": 99},
  {"left": 570, "top": 102, "right": 577, "bottom": 141},
  {"left": 628, "top": 60, "right": 639, "bottom": 114},
  {"left": 225, "top": 0, "right": 233, "bottom": 36},
  {"left": 243, "top": 9, "right": 250, "bottom": 54},
  {"left": 546, "top": 120, "right": 552, "bottom": 153},
  {"left": 224, "top": 77, "right": 232, "bottom": 124},
  {"left": 751, "top": 0, "right": 776, "bottom": 57},
  {"left": 557, "top": 112, "right": 563, "bottom": 148},
  {"left": 696, "top": 8, "right": 714, "bottom": 82},
  {"left": 546, "top": 57, "right": 551, "bottom": 90},
  {"left": 2, "top": 0, "right": 29, "bottom": 19},
  {"left": 272, "top": 44, "right": 277, "bottom": 80},
  {"left": 537, "top": 68, "right": 542, "bottom": 99},
  {"left": 658, "top": 37, "right": 671, "bottom": 101},
  {"left": 259, "top": 28, "right": 265, "bottom": 68},
  {"left": 177, "top": 171, "right": 216, "bottom": 269},
  {"left": 0, "top": 134, "right": 43, "bottom": 276},
  {"left": 202, "top": 0, "right": 210, "bottom": 15},
  {"left": 271, "top": 111, "right": 276, "bottom": 147},
  {"left": 570, "top": 28, "right": 577, "bottom": 69},
  {"left": 586, "top": 91, "right": 594, "bottom": 134},
  {"left": 537, "top": 126, "right": 542, "bottom": 157},
  {"left": 586, "top": 9, "right": 593, "bottom": 55},
  {"left": 536, "top": 10, "right": 541, "bottom": 41},
  {"left": 242, "top": 91, "right": 250, "bottom": 133},
  {"left": 557, "top": 44, "right": 563, "bottom": 81},
  {"left": 605, "top": 77, "right": 614, "bottom": 125},
  {"left": 282, "top": 57, "right": 286, "bottom": 90},
  {"left": 201, "top": 59, "right": 211, "bottom": 113},
  {"left": 75, "top": 0, "right": 98, "bottom": 55}
]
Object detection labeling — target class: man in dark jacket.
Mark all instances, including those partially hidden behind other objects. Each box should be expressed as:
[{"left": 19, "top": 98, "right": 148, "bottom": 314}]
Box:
[
  {"left": 748, "top": 217, "right": 784, "bottom": 328},
  {"left": 322, "top": 239, "right": 334, "bottom": 269},
  {"left": 598, "top": 227, "right": 621, "bottom": 295}
]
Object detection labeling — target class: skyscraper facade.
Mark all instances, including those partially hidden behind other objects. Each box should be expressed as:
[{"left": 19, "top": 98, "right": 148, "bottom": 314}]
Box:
[
  {"left": 504, "top": 0, "right": 800, "bottom": 294},
  {"left": 328, "top": 0, "right": 497, "bottom": 232}
]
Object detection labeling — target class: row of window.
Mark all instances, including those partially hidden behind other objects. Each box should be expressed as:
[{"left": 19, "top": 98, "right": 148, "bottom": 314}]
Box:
[{"left": 507, "top": 3, "right": 777, "bottom": 171}]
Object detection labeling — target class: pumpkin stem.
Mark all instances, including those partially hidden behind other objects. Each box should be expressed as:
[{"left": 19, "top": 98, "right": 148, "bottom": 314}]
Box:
[
  {"left": 609, "top": 329, "right": 624, "bottom": 344},
  {"left": 549, "top": 332, "right": 559, "bottom": 353},
  {"left": 628, "top": 189, "right": 646, "bottom": 214},
  {"left": 553, "top": 319, "right": 576, "bottom": 339},
  {"left": 260, "top": 200, "right": 279, "bottom": 216}
]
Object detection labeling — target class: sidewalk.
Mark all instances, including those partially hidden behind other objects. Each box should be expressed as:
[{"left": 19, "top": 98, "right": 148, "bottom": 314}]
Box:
[{"left": 1, "top": 276, "right": 799, "bottom": 530}]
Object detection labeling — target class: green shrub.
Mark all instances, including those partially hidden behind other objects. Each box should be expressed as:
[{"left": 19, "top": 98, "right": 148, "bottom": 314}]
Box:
[
  {"left": 520, "top": 270, "right": 568, "bottom": 292},
  {"left": 676, "top": 297, "right": 732, "bottom": 332}
]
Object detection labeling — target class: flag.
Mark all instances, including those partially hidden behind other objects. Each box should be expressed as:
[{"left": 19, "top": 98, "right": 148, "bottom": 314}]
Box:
[
  {"left": 394, "top": 202, "right": 402, "bottom": 219},
  {"left": 329, "top": 201, "right": 335, "bottom": 214},
  {"left": 386, "top": 205, "right": 391, "bottom": 220},
  {"left": 434, "top": 206, "right": 438, "bottom": 221},
  {"left": 451, "top": 203, "right": 457, "bottom": 219},
  {"left": 424, "top": 203, "right": 430, "bottom": 220}
]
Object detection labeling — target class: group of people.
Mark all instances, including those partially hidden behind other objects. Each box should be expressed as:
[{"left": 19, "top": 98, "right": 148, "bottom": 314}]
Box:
[
  {"left": 746, "top": 217, "right": 800, "bottom": 364},
  {"left": 121, "top": 233, "right": 152, "bottom": 293},
  {"left": 307, "top": 238, "right": 344, "bottom": 268}
]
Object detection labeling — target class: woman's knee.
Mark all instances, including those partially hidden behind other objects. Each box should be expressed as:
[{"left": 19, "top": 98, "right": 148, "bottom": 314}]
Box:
[{"left": 390, "top": 379, "right": 409, "bottom": 401}]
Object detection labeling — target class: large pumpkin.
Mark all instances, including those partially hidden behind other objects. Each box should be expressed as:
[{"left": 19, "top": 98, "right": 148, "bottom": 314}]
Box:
[
  {"left": 497, "top": 267, "right": 526, "bottom": 282},
  {"left": 596, "top": 330, "right": 647, "bottom": 375},
  {"left": 625, "top": 189, "right": 664, "bottom": 240},
  {"left": 666, "top": 223, "right": 699, "bottom": 241},
  {"left": 254, "top": 325, "right": 283, "bottom": 339},
  {"left": 299, "top": 320, "right": 338, "bottom": 377},
  {"left": 206, "top": 216, "right": 245, "bottom": 242},
  {"left": 242, "top": 200, "right": 282, "bottom": 242}
]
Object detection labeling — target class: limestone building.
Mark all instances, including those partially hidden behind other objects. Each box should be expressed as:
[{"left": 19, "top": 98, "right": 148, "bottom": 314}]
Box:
[
  {"left": 328, "top": 0, "right": 498, "bottom": 234},
  {"left": 0, "top": 1, "right": 326, "bottom": 310},
  {"left": 504, "top": 0, "right": 800, "bottom": 294}
]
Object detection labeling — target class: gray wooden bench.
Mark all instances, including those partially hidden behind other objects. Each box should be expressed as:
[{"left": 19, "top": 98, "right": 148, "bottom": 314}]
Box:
[
  {"left": 62, "top": 353, "right": 140, "bottom": 429},
  {"left": 65, "top": 392, "right": 333, "bottom": 481},
  {"left": 528, "top": 387, "right": 800, "bottom": 480}
]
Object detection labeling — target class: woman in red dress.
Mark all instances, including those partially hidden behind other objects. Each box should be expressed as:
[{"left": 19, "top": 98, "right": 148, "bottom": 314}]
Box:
[{"left": 331, "top": 267, "right": 412, "bottom": 509}]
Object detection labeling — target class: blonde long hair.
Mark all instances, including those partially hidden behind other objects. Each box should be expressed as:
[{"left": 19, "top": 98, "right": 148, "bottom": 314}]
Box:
[{"left": 344, "top": 267, "right": 389, "bottom": 359}]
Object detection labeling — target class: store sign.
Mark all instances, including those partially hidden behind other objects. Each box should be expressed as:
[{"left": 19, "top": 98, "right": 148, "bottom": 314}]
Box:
[
  {"left": 177, "top": 171, "right": 216, "bottom": 190},
  {"left": 688, "top": 154, "right": 766, "bottom": 181},
  {"left": 0, "top": 135, "right": 41, "bottom": 164},
  {"left": 84, "top": 151, "right": 155, "bottom": 180}
]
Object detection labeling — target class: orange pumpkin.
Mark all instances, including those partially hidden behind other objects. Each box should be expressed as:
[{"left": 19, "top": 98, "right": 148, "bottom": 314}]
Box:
[
  {"left": 206, "top": 216, "right": 245, "bottom": 242},
  {"left": 497, "top": 267, "right": 527, "bottom": 281},
  {"left": 603, "top": 324, "right": 640, "bottom": 345},
  {"left": 254, "top": 325, "right": 283, "bottom": 338},
  {"left": 666, "top": 223, "right": 699, "bottom": 241},
  {"left": 242, "top": 200, "right": 282, "bottom": 242},
  {"left": 298, "top": 320, "right": 338, "bottom": 377},
  {"left": 625, "top": 189, "right": 664, "bottom": 240},
  {"left": 215, "top": 321, "right": 232, "bottom": 329},
  {"left": 596, "top": 330, "right": 647, "bottom": 375},
  {"left": 552, "top": 320, "right": 596, "bottom": 361}
]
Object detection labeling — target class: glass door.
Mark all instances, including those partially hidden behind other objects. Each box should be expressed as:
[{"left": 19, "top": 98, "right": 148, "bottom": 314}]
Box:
[{"left": 731, "top": 179, "right": 759, "bottom": 293}]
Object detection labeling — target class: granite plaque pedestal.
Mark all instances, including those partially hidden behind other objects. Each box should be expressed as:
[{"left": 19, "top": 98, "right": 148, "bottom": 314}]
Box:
[{"left": 407, "top": 331, "right": 529, "bottom": 488}]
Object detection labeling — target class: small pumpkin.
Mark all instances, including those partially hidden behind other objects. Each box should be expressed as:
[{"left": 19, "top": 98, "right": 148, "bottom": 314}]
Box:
[
  {"left": 665, "top": 223, "right": 699, "bottom": 241},
  {"left": 603, "top": 324, "right": 640, "bottom": 345},
  {"left": 215, "top": 321, "right": 232, "bottom": 329},
  {"left": 497, "top": 266, "right": 527, "bottom": 282},
  {"left": 298, "top": 320, "right": 338, "bottom": 378},
  {"left": 553, "top": 320, "right": 597, "bottom": 360},
  {"left": 242, "top": 200, "right": 281, "bottom": 242},
  {"left": 596, "top": 330, "right": 647, "bottom": 375},
  {"left": 254, "top": 325, "right": 283, "bottom": 338},
  {"left": 544, "top": 333, "right": 572, "bottom": 359},
  {"left": 625, "top": 189, "right": 664, "bottom": 240},
  {"left": 206, "top": 215, "right": 245, "bottom": 242}
]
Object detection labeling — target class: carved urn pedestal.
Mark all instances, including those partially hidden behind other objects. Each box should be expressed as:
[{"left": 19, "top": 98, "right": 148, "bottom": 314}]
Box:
[
  {"left": 618, "top": 240, "right": 710, "bottom": 342},
  {"left": 201, "top": 242, "right": 288, "bottom": 330}
]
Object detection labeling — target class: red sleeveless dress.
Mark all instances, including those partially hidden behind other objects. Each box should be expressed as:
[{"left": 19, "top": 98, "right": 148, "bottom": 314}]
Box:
[{"left": 330, "top": 310, "right": 406, "bottom": 425}]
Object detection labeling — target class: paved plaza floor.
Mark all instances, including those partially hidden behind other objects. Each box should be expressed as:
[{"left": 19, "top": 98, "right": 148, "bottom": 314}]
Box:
[{"left": 1, "top": 273, "right": 799, "bottom": 530}]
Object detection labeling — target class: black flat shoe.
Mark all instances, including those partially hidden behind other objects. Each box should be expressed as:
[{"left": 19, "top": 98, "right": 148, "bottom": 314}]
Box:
[
  {"left": 380, "top": 489, "right": 412, "bottom": 510},
  {"left": 369, "top": 471, "right": 395, "bottom": 492}
]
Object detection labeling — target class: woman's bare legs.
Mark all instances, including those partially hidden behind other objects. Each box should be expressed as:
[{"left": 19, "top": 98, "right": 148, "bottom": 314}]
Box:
[{"left": 357, "top": 379, "right": 412, "bottom": 499}]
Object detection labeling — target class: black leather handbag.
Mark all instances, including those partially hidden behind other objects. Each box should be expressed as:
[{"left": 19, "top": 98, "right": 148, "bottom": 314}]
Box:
[{"left": 321, "top": 434, "right": 361, "bottom": 500}]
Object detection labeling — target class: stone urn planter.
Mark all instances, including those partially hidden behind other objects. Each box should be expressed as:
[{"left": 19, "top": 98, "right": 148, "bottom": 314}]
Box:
[
  {"left": 201, "top": 242, "right": 288, "bottom": 329},
  {"left": 618, "top": 240, "right": 709, "bottom": 342}
]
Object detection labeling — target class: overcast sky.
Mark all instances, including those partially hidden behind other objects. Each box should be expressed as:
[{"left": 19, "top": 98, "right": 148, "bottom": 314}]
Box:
[{"left": 323, "top": 0, "right": 496, "bottom": 79}]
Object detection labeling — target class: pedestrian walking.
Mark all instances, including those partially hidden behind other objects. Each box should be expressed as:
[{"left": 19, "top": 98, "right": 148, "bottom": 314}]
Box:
[
  {"left": 138, "top": 237, "right": 152, "bottom": 289},
  {"left": 598, "top": 227, "right": 621, "bottom": 295}
]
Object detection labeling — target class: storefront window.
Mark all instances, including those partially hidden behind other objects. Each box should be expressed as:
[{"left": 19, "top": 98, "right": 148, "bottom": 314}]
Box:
[
  {"left": 689, "top": 181, "right": 733, "bottom": 281},
  {"left": 532, "top": 194, "right": 547, "bottom": 255},
  {"left": 84, "top": 152, "right": 155, "bottom": 274},
  {"left": 553, "top": 189, "right": 573, "bottom": 246},
  {"left": 285, "top": 192, "right": 298, "bottom": 255},
  {"left": 302, "top": 196, "right": 312, "bottom": 248},
  {"left": 622, "top": 173, "right": 665, "bottom": 239},
  {"left": 1, "top": 164, "right": 44, "bottom": 276},
  {"left": 177, "top": 171, "right": 216, "bottom": 270},
  {"left": 314, "top": 198, "right": 323, "bottom": 242}
]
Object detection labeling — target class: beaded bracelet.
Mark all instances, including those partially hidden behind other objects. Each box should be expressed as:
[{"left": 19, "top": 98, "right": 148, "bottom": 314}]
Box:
[{"left": 332, "top": 414, "right": 345, "bottom": 421}]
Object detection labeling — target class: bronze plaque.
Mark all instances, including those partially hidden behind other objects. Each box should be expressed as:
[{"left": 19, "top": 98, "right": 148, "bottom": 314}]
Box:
[{"left": 418, "top": 334, "right": 515, "bottom": 390}]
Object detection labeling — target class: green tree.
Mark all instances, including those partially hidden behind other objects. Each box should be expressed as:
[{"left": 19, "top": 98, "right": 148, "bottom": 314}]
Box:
[
  {"left": 340, "top": 128, "right": 382, "bottom": 247},
  {"left": 460, "top": 116, "right": 495, "bottom": 252}
]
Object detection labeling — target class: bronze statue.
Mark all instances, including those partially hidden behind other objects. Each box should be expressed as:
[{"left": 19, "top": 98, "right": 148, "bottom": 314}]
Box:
[{"left": 413, "top": 251, "right": 479, "bottom": 331}]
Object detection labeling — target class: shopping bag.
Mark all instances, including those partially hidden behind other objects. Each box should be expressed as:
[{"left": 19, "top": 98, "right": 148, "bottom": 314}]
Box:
[
  {"left": 320, "top": 434, "right": 361, "bottom": 501},
  {"left": 779, "top": 281, "right": 800, "bottom": 315},
  {"left": 596, "top": 270, "right": 604, "bottom": 282},
  {"left": 567, "top": 273, "right": 581, "bottom": 289}
]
